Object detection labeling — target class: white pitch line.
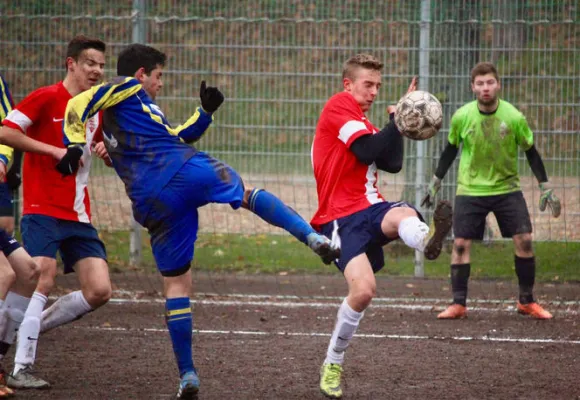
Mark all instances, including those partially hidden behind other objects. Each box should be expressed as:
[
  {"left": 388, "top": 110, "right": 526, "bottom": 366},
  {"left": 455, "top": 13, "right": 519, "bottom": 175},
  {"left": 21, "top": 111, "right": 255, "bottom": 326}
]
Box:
[
  {"left": 111, "top": 290, "right": 580, "bottom": 306},
  {"left": 106, "top": 297, "right": 580, "bottom": 315},
  {"left": 86, "top": 325, "right": 580, "bottom": 345}
]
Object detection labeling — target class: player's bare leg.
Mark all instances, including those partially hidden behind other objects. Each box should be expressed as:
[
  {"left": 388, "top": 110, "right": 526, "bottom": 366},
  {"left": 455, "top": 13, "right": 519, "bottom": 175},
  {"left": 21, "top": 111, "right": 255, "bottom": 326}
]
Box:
[
  {"left": 9, "top": 257, "right": 56, "bottom": 390},
  {"left": 40, "top": 258, "right": 111, "bottom": 334},
  {"left": 320, "top": 255, "right": 374, "bottom": 399},
  {"left": 242, "top": 186, "right": 340, "bottom": 264},
  {"left": 513, "top": 233, "right": 552, "bottom": 319},
  {"left": 437, "top": 238, "right": 471, "bottom": 319}
]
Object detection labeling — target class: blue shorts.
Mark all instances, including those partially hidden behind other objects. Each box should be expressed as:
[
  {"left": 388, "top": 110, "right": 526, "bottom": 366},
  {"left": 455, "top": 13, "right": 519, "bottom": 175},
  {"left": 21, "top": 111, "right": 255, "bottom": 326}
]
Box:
[
  {"left": 319, "top": 201, "right": 422, "bottom": 273},
  {"left": 0, "top": 229, "right": 21, "bottom": 257},
  {"left": 142, "top": 152, "right": 244, "bottom": 277},
  {"left": 0, "top": 183, "right": 13, "bottom": 217},
  {"left": 21, "top": 214, "right": 107, "bottom": 274}
]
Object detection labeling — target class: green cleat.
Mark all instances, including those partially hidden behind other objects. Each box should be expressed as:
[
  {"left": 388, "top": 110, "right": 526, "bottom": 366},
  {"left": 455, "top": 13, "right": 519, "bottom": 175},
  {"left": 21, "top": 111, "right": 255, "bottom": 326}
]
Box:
[{"left": 320, "top": 363, "right": 343, "bottom": 399}]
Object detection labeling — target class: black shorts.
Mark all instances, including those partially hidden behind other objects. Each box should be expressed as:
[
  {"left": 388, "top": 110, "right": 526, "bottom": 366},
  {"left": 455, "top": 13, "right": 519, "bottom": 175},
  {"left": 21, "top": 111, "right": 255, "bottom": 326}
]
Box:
[{"left": 453, "top": 191, "right": 532, "bottom": 240}]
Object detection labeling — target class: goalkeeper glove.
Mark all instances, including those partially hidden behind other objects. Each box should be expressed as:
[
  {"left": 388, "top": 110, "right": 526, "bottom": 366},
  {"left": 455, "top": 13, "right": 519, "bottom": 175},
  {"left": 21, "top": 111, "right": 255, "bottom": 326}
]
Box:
[
  {"left": 199, "top": 80, "right": 224, "bottom": 113},
  {"left": 420, "top": 175, "right": 442, "bottom": 208},
  {"left": 538, "top": 181, "right": 561, "bottom": 218},
  {"left": 56, "top": 145, "right": 84, "bottom": 176}
]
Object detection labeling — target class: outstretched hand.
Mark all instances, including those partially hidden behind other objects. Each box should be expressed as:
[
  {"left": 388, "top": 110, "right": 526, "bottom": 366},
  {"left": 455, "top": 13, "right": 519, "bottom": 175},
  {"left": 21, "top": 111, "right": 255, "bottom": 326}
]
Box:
[
  {"left": 199, "top": 81, "right": 224, "bottom": 113},
  {"left": 406, "top": 76, "right": 418, "bottom": 93}
]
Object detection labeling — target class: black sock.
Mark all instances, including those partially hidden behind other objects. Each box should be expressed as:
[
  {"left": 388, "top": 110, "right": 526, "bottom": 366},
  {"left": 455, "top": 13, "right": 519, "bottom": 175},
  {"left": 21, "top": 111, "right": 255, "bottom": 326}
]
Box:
[
  {"left": 450, "top": 264, "right": 470, "bottom": 306},
  {"left": 515, "top": 255, "right": 535, "bottom": 304}
]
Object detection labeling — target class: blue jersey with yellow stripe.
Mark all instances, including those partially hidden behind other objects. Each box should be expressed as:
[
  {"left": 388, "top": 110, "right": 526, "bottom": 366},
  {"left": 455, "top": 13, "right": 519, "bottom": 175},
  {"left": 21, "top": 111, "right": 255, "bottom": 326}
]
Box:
[
  {"left": 0, "top": 74, "right": 15, "bottom": 166},
  {"left": 63, "top": 77, "right": 214, "bottom": 222}
]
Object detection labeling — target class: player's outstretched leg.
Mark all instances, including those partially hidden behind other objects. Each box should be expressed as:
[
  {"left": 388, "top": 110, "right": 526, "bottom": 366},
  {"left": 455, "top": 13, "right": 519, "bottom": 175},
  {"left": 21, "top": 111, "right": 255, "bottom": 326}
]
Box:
[
  {"left": 165, "top": 297, "right": 199, "bottom": 400},
  {"left": 245, "top": 188, "right": 340, "bottom": 264},
  {"left": 423, "top": 200, "right": 453, "bottom": 260}
]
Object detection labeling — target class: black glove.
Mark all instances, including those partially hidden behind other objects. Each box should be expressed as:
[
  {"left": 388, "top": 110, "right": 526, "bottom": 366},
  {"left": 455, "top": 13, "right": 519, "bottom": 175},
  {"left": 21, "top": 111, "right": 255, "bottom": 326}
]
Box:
[
  {"left": 56, "top": 145, "right": 84, "bottom": 176},
  {"left": 5, "top": 170, "right": 21, "bottom": 191},
  {"left": 199, "top": 80, "right": 224, "bottom": 113}
]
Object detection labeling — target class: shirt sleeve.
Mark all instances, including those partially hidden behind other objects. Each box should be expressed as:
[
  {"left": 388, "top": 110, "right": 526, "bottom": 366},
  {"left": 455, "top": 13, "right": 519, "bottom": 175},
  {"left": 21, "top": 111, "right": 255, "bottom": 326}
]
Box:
[
  {"left": 514, "top": 112, "right": 534, "bottom": 151},
  {"left": 447, "top": 110, "right": 463, "bottom": 147},
  {"left": 2, "top": 86, "right": 49, "bottom": 134},
  {"left": 326, "top": 96, "right": 372, "bottom": 147},
  {"left": 63, "top": 77, "right": 142, "bottom": 145},
  {"left": 0, "top": 74, "right": 15, "bottom": 123}
]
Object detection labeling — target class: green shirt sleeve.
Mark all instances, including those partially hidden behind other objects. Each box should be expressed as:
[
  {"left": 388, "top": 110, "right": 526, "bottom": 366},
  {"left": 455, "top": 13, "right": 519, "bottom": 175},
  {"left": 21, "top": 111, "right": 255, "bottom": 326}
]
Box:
[
  {"left": 514, "top": 112, "right": 534, "bottom": 151},
  {"left": 447, "top": 110, "right": 462, "bottom": 146}
]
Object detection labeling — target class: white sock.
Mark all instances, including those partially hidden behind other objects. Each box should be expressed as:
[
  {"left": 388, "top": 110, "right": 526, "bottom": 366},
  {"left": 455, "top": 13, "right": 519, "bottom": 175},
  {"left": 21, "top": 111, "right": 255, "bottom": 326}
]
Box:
[
  {"left": 324, "top": 298, "right": 364, "bottom": 365},
  {"left": 14, "top": 291, "right": 47, "bottom": 374},
  {"left": 41, "top": 290, "right": 93, "bottom": 333},
  {"left": 0, "top": 292, "right": 31, "bottom": 361},
  {"left": 398, "top": 216, "right": 430, "bottom": 251}
]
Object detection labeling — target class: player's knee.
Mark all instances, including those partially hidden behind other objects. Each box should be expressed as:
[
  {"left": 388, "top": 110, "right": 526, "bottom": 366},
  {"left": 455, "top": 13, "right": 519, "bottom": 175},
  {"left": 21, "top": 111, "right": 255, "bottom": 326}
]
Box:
[
  {"left": 23, "top": 259, "right": 41, "bottom": 286},
  {"left": 351, "top": 286, "right": 375, "bottom": 309},
  {"left": 520, "top": 238, "right": 533, "bottom": 254},
  {"left": 85, "top": 284, "right": 112, "bottom": 308}
]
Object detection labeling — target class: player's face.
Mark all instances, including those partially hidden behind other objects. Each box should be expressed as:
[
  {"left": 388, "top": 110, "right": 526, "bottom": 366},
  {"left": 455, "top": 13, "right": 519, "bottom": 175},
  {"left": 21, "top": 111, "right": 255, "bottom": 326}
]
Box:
[
  {"left": 141, "top": 66, "right": 164, "bottom": 100},
  {"left": 344, "top": 68, "right": 381, "bottom": 112},
  {"left": 472, "top": 73, "right": 501, "bottom": 107},
  {"left": 70, "top": 49, "right": 105, "bottom": 91}
]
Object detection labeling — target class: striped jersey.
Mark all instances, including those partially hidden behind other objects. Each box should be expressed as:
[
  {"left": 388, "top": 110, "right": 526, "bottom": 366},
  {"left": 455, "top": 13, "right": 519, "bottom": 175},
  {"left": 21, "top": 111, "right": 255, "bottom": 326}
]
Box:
[
  {"left": 0, "top": 74, "right": 15, "bottom": 168},
  {"left": 3, "top": 82, "right": 101, "bottom": 222},
  {"left": 62, "top": 77, "right": 213, "bottom": 224},
  {"left": 311, "top": 91, "right": 384, "bottom": 230}
]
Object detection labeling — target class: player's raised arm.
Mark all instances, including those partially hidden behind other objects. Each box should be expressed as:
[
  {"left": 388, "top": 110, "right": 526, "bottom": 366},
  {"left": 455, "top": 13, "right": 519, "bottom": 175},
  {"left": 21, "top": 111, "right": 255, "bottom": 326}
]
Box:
[
  {"left": 171, "top": 81, "right": 224, "bottom": 144},
  {"left": 58, "top": 77, "right": 142, "bottom": 176}
]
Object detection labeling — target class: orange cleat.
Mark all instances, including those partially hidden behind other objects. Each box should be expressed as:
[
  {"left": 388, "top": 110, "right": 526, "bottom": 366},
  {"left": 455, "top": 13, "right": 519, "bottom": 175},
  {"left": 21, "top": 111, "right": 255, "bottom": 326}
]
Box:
[
  {"left": 437, "top": 304, "right": 467, "bottom": 319},
  {"left": 0, "top": 368, "right": 14, "bottom": 398},
  {"left": 517, "top": 302, "right": 553, "bottom": 319}
]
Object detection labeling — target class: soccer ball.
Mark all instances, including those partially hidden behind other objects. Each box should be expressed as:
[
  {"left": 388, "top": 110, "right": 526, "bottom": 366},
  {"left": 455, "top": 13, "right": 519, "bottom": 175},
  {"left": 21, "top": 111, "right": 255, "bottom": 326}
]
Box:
[{"left": 394, "top": 90, "right": 443, "bottom": 140}]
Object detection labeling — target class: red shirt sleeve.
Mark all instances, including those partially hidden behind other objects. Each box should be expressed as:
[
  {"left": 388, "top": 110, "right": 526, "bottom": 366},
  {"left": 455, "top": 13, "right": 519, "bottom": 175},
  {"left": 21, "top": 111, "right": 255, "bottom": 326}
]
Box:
[
  {"left": 324, "top": 94, "right": 372, "bottom": 148},
  {"left": 3, "top": 87, "right": 50, "bottom": 134}
]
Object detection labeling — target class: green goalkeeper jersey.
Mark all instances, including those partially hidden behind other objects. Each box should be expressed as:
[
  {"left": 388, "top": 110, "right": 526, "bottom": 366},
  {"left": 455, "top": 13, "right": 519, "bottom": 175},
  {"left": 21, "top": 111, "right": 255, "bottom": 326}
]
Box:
[{"left": 448, "top": 99, "right": 534, "bottom": 196}]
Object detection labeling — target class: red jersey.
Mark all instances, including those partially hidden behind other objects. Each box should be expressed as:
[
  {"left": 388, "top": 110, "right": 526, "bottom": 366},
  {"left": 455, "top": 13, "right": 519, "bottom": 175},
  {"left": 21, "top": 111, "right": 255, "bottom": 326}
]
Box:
[
  {"left": 3, "top": 82, "right": 101, "bottom": 222},
  {"left": 311, "top": 92, "right": 385, "bottom": 230}
]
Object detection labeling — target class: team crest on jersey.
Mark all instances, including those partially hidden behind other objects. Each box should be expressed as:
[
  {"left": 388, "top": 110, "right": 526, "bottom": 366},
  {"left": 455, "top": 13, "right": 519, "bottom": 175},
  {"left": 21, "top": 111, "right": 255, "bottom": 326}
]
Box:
[{"left": 499, "top": 121, "right": 508, "bottom": 138}]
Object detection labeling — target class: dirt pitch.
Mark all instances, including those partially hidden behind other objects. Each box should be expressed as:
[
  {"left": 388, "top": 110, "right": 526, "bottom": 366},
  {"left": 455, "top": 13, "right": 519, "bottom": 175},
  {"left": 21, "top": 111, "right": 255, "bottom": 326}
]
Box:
[{"left": 4, "top": 273, "right": 579, "bottom": 400}]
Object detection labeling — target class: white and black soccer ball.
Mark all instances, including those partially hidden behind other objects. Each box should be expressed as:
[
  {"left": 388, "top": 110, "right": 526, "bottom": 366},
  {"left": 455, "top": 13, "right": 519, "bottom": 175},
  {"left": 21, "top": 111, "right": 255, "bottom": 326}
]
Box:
[{"left": 394, "top": 90, "right": 443, "bottom": 141}]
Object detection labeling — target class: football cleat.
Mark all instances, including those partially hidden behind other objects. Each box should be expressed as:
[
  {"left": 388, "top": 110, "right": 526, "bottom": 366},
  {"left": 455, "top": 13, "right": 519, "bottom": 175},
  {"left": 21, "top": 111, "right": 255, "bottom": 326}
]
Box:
[
  {"left": 517, "top": 302, "right": 553, "bottom": 320},
  {"left": 0, "top": 367, "right": 14, "bottom": 398},
  {"left": 423, "top": 200, "right": 453, "bottom": 260},
  {"left": 175, "top": 370, "right": 200, "bottom": 400},
  {"left": 320, "top": 363, "right": 343, "bottom": 399},
  {"left": 6, "top": 367, "right": 50, "bottom": 390},
  {"left": 437, "top": 304, "right": 467, "bottom": 319},
  {"left": 307, "top": 233, "right": 341, "bottom": 265}
]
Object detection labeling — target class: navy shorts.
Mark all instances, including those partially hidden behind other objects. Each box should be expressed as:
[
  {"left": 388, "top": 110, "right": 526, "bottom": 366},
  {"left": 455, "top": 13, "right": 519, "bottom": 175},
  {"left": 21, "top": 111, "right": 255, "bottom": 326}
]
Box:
[
  {"left": 0, "top": 229, "right": 21, "bottom": 257},
  {"left": 142, "top": 152, "right": 244, "bottom": 277},
  {"left": 453, "top": 191, "right": 532, "bottom": 239},
  {"left": 319, "top": 201, "right": 422, "bottom": 273},
  {"left": 21, "top": 214, "right": 107, "bottom": 274},
  {"left": 0, "top": 183, "right": 13, "bottom": 217}
]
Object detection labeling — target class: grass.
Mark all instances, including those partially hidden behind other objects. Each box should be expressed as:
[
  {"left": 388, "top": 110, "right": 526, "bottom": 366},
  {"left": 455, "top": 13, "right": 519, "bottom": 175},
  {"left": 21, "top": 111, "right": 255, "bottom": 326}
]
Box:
[{"left": 101, "top": 230, "right": 580, "bottom": 282}]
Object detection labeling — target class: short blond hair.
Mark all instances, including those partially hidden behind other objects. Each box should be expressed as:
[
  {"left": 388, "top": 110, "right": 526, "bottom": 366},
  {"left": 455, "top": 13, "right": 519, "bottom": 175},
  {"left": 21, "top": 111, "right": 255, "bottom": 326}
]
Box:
[{"left": 342, "top": 54, "right": 384, "bottom": 80}]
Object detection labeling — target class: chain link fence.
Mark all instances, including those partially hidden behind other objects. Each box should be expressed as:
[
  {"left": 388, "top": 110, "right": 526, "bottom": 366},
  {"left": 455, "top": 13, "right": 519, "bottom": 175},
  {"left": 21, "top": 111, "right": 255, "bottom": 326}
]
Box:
[{"left": 1, "top": 0, "right": 578, "bottom": 252}]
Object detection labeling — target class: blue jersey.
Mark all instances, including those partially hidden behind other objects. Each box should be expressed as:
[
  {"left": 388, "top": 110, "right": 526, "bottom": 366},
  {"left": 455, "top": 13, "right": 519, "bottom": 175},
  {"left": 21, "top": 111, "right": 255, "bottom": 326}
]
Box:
[
  {"left": 63, "top": 77, "right": 214, "bottom": 222},
  {"left": 0, "top": 74, "right": 15, "bottom": 166}
]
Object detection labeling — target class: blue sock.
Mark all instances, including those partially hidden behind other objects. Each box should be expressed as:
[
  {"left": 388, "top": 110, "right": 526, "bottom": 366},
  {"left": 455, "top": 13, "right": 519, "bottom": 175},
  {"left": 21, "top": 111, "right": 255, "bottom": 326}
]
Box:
[
  {"left": 247, "top": 188, "right": 315, "bottom": 244},
  {"left": 165, "top": 297, "right": 194, "bottom": 377}
]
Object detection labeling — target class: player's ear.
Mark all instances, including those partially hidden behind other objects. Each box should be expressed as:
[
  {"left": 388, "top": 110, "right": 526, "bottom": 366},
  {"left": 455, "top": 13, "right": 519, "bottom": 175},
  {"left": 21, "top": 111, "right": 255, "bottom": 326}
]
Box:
[
  {"left": 134, "top": 67, "right": 147, "bottom": 82},
  {"left": 343, "top": 78, "right": 351, "bottom": 91},
  {"left": 65, "top": 56, "right": 75, "bottom": 72}
]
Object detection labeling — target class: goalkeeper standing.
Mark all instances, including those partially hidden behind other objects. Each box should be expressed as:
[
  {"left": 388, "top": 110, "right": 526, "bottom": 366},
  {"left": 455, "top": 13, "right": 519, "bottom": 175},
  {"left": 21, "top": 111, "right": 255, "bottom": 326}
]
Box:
[{"left": 421, "top": 62, "right": 560, "bottom": 320}]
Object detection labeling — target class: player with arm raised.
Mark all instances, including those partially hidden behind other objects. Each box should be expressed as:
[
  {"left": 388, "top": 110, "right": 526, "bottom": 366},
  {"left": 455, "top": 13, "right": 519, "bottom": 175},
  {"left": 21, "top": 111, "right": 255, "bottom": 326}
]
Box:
[
  {"left": 421, "top": 62, "right": 559, "bottom": 320},
  {"left": 0, "top": 36, "right": 112, "bottom": 390},
  {"left": 60, "top": 43, "right": 340, "bottom": 400},
  {"left": 312, "top": 54, "right": 453, "bottom": 399}
]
